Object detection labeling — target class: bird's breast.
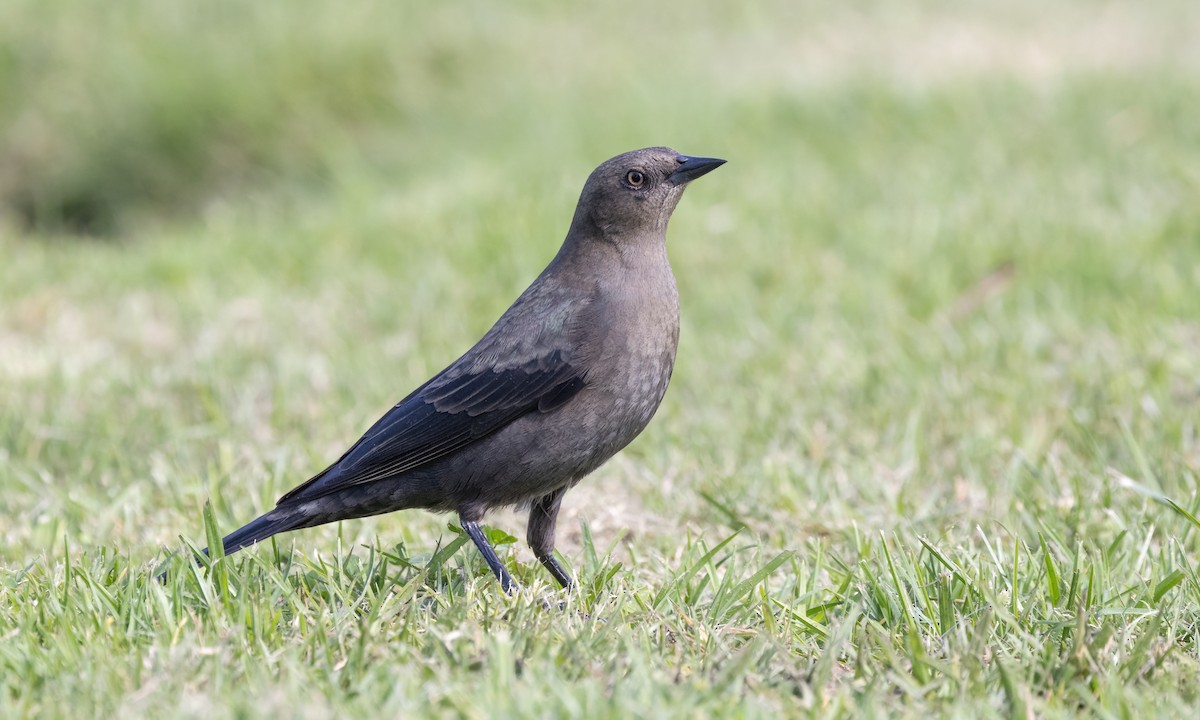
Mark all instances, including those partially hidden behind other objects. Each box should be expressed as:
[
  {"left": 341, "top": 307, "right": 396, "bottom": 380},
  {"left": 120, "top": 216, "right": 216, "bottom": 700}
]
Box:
[
  {"left": 466, "top": 257, "right": 681, "bottom": 504},
  {"left": 573, "top": 266, "right": 680, "bottom": 448}
]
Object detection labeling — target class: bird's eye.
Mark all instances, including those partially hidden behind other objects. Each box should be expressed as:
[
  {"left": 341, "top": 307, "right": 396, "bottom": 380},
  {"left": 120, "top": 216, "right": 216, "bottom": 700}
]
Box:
[{"left": 624, "top": 170, "right": 646, "bottom": 188}]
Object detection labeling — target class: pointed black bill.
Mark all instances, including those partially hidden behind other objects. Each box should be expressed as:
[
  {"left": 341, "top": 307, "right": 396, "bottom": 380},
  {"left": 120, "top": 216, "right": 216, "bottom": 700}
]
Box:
[{"left": 668, "top": 155, "right": 727, "bottom": 186}]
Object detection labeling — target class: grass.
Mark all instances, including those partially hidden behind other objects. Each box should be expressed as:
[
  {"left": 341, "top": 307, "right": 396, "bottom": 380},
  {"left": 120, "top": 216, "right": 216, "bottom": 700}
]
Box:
[{"left": 3, "top": 0, "right": 1200, "bottom": 717}]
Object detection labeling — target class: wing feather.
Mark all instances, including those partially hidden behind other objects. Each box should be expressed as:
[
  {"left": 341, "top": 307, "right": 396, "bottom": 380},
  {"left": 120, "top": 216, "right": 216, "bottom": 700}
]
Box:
[{"left": 277, "top": 353, "right": 585, "bottom": 503}]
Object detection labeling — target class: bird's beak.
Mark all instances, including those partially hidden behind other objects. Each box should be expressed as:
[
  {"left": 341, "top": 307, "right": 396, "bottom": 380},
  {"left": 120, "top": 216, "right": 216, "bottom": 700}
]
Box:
[{"left": 668, "top": 155, "right": 727, "bottom": 186}]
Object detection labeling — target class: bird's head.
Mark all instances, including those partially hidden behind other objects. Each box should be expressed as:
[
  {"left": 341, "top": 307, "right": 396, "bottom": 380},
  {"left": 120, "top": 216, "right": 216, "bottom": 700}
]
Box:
[{"left": 569, "top": 147, "right": 725, "bottom": 242}]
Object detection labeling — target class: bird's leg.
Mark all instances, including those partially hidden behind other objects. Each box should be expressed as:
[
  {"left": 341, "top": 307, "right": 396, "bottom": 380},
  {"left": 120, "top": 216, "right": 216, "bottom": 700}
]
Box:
[
  {"left": 460, "top": 514, "right": 515, "bottom": 594},
  {"left": 528, "top": 487, "right": 574, "bottom": 590}
]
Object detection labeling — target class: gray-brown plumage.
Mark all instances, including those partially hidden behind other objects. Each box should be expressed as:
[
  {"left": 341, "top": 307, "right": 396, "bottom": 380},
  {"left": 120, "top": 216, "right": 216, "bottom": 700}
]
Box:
[{"left": 197, "top": 147, "right": 724, "bottom": 591}]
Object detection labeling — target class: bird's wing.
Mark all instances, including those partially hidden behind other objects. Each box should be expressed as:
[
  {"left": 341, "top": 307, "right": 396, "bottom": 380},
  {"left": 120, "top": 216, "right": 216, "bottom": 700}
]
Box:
[{"left": 277, "top": 349, "right": 586, "bottom": 504}]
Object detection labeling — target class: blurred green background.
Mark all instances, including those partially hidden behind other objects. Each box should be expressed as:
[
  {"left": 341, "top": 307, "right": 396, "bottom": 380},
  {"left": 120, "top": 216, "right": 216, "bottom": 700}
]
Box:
[{"left": 2, "top": 0, "right": 1199, "bottom": 717}]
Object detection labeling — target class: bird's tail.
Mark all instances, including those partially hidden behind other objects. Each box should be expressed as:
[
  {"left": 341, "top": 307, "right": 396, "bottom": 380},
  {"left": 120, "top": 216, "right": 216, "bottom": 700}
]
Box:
[
  {"left": 156, "top": 509, "right": 305, "bottom": 582},
  {"left": 213, "top": 510, "right": 305, "bottom": 557}
]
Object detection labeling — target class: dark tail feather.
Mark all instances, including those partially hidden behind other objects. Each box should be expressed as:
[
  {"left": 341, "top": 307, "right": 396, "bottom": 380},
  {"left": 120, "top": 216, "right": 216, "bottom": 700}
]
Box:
[
  {"left": 215, "top": 511, "right": 304, "bottom": 557},
  {"left": 156, "top": 510, "right": 304, "bottom": 582}
]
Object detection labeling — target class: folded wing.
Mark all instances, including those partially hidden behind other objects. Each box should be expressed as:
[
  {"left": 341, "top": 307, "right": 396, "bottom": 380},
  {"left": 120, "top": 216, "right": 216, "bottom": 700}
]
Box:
[{"left": 277, "top": 350, "right": 585, "bottom": 504}]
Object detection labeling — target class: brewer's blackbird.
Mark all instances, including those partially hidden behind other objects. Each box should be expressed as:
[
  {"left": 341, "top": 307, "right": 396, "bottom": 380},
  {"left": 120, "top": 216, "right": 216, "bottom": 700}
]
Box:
[{"left": 185, "top": 147, "right": 724, "bottom": 592}]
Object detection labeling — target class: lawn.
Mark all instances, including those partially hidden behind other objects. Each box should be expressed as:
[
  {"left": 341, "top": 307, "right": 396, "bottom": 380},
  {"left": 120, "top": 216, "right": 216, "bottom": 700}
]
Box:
[{"left": 2, "top": 1, "right": 1199, "bottom": 717}]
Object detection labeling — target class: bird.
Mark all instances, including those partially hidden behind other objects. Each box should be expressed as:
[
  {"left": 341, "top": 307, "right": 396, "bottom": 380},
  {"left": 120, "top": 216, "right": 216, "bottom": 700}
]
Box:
[{"left": 178, "top": 147, "right": 724, "bottom": 592}]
